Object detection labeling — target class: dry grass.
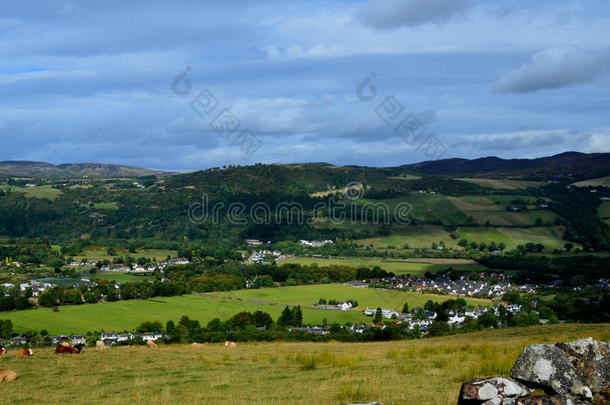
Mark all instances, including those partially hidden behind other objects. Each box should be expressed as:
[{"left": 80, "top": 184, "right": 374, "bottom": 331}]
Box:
[{"left": 0, "top": 324, "right": 608, "bottom": 404}]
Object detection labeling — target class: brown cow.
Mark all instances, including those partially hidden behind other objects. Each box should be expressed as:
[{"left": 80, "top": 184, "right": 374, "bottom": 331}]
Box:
[
  {"left": 0, "top": 346, "right": 6, "bottom": 356},
  {"left": 224, "top": 341, "right": 237, "bottom": 348},
  {"left": 55, "top": 344, "right": 83, "bottom": 354},
  {"left": 191, "top": 343, "right": 207, "bottom": 348},
  {"left": 17, "top": 348, "right": 33, "bottom": 357},
  {"left": 146, "top": 340, "right": 157, "bottom": 348},
  {"left": 0, "top": 370, "right": 18, "bottom": 382}
]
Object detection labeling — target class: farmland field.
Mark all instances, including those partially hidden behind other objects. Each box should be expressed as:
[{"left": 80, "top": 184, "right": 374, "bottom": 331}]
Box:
[
  {"left": 73, "top": 246, "right": 177, "bottom": 262},
  {"left": 0, "top": 294, "right": 369, "bottom": 334},
  {"left": 598, "top": 201, "right": 610, "bottom": 218},
  {"left": 0, "top": 184, "right": 63, "bottom": 200},
  {"left": 454, "top": 178, "right": 544, "bottom": 190},
  {"left": 573, "top": 176, "right": 610, "bottom": 187},
  {"left": 220, "top": 284, "right": 492, "bottom": 310},
  {"left": 0, "top": 324, "right": 607, "bottom": 405},
  {"left": 282, "top": 256, "right": 486, "bottom": 275},
  {"left": 456, "top": 226, "right": 569, "bottom": 251},
  {"left": 356, "top": 224, "right": 458, "bottom": 249}
]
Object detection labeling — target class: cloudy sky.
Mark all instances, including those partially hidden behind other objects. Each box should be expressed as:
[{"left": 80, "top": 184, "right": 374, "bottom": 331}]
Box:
[{"left": 1, "top": 0, "right": 609, "bottom": 171}]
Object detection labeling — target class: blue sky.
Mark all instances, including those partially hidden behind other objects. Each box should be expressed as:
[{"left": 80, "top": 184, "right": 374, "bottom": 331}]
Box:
[{"left": 0, "top": 0, "right": 609, "bottom": 171}]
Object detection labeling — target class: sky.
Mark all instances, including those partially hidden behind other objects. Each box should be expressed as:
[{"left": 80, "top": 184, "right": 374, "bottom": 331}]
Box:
[{"left": 0, "top": 0, "right": 609, "bottom": 171}]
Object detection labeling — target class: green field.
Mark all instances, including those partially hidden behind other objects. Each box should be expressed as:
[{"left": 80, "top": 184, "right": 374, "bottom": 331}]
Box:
[
  {"left": 455, "top": 178, "right": 544, "bottom": 190},
  {"left": 221, "top": 284, "right": 491, "bottom": 310},
  {"left": 457, "top": 226, "right": 571, "bottom": 252},
  {"left": 282, "top": 256, "right": 486, "bottom": 276},
  {"left": 357, "top": 224, "right": 458, "bottom": 249},
  {"left": 573, "top": 176, "right": 610, "bottom": 187},
  {"left": 598, "top": 201, "right": 610, "bottom": 218},
  {"left": 73, "top": 246, "right": 177, "bottom": 262},
  {"left": 0, "top": 324, "right": 607, "bottom": 404},
  {"left": 0, "top": 294, "right": 369, "bottom": 334},
  {"left": 0, "top": 184, "right": 63, "bottom": 200}
]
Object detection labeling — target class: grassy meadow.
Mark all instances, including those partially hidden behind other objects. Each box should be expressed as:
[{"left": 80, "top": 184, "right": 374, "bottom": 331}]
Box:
[
  {"left": 1, "top": 294, "right": 369, "bottom": 334},
  {"left": 454, "top": 178, "right": 545, "bottom": 190},
  {"left": 220, "top": 284, "right": 492, "bottom": 309},
  {"left": 0, "top": 324, "right": 607, "bottom": 404},
  {"left": 282, "top": 256, "right": 486, "bottom": 276},
  {"left": 0, "top": 184, "right": 63, "bottom": 200},
  {"left": 72, "top": 246, "right": 178, "bottom": 262}
]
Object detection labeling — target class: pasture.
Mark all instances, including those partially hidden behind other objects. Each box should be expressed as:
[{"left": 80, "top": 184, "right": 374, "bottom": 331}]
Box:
[
  {"left": 0, "top": 294, "right": 368, "bottom": 334},
  {"left": 0, "top": 324, "right": 607, "bottom": 404},
  {"left": 282, "top": 256, "right": 486, "bottom": 276},
  {"left": 573, "top": 176, "right": 610, "bottom": 187},
  {"left": 220, "top": 284, "right": 492, "bottom": 310},
  {"left": 454, "top": 178, "right": 544, "bottom": 190},
  {"left": 0, "top": 184, "right": 63, "bottom": 200},
  {"left": 356, "top": 224, "right": 459, "bottom": 249},
  {"left": 598, "top": 201, "right": 610, "bottom": 219},
  {"left": 73, "top": 246, "right": 177, "bottom": 262}
]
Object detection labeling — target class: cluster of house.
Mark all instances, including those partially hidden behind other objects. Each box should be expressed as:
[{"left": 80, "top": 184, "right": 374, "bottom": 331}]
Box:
[
  {"left": 248, "top": 250, "right": 286, "bottom": 263},
  {"left": 99, "top": 258, "right": 189, "bottom": 273},
  {"left": 346, "top": 272, "right": 537, "bottom": 298},
  {"left": 2, "top": 332, "right": 167, "bottom": 347},
  {"left": 1, "top": 281, "right": 52, "bottom": 297},
  {"left": 298, "top": 239, "right": 334, "bottom": 248},
  {"left": 361, "top": 304, "right": 524, "bottom": 332}
]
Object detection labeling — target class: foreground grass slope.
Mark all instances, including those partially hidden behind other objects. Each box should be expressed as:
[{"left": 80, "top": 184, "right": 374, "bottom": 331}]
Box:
[{"left": 0, "top": 324, "right": 608, "bottom": 405}]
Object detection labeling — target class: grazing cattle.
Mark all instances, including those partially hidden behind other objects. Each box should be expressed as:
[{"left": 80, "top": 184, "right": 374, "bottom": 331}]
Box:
[
  {"left": 17, "top": 348, "right": 33, "bottom": 357},
  {"left": 96, "top": 340, "right": 106, "bottom": 350},
  {"left": 55, "top": 344, "right": 83, "bottom": 354},
  {"left": 191, "top": 343, "right": 207, "bottom": 348},
  {"left": 146, "top": 340, "right": 157, "bottom": 348},
  {"left": 0, "top": 370, "right": 18, "bottom": 382},
  {"left": 0, "top": 346, "right": 6, "bottom": 356},
  {"left": 224, "top": 341, "right": 237, "bottom": 348}
]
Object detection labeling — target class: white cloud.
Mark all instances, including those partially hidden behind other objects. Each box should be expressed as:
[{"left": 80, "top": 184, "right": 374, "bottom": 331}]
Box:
[{"left": 495, "top": 46, "right": 610, "bottom": 93}]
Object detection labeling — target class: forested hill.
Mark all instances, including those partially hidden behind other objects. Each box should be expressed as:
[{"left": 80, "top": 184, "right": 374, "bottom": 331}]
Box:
[
  {"left": 166, "top": 163, "right": 398, "bottom": 196},
  {"left": 403, "top": 152, "right": 610, "bottom": 180},
  {"left": 0, "top": 161, "right": 168, "bottom": 178}
]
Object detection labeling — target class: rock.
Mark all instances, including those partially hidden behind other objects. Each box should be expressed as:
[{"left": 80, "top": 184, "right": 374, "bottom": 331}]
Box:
[
  {"left": 510, "top": 344, "right": 592, "bottom": 399},
  {"left": 555, "top": 338, "right": 609, "bottom": 401},
  {"left": 459, "top": 377, "right": 529, "bottom": 404},
  {"left": 514, "top": 395, "right": 592, "bottom": 405}
]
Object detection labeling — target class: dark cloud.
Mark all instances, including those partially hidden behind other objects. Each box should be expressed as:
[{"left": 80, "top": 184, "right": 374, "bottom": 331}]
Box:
[
  {"left": 495, "top": 47, "right": 610, "bottom": 93},
  {"left": 358, "top": 0, "right": 472, "bottom": 29},
  {"left": 0, "top": 0, "right": 608, "bottom": 169}
]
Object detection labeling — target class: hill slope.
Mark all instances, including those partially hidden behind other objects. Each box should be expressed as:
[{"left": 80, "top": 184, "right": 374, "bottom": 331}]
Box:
[
  {"left": 0, "top": 161, "right": 169, "bottom": 178},
  {"left": 403, "top": 152, "right": 610, "bottom": 180}
]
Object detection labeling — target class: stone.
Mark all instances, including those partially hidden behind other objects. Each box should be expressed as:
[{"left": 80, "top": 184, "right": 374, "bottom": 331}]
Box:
[
  {"left": 459, "top": 377, "right": 529, "bottom": 404},
  {"left": 513, "top": 394, "right": 592, "bottom": 405},
  {"left": 510, "top": 344, "right": 591, "bottom": 399},
  {"left": 555, "top": 338, "right": 609, "bottom": 402}
]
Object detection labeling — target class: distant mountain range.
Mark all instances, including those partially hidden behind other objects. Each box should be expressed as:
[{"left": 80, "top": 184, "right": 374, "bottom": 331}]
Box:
[
  {"left": 1, "top": 152, "right": 609, "bottom": 180},
  {"left": 0, "top": 161, "right": 169, "bottom": 178},
  {"left": 402, "top": 152, "right": 610, "bottom": 180}
]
